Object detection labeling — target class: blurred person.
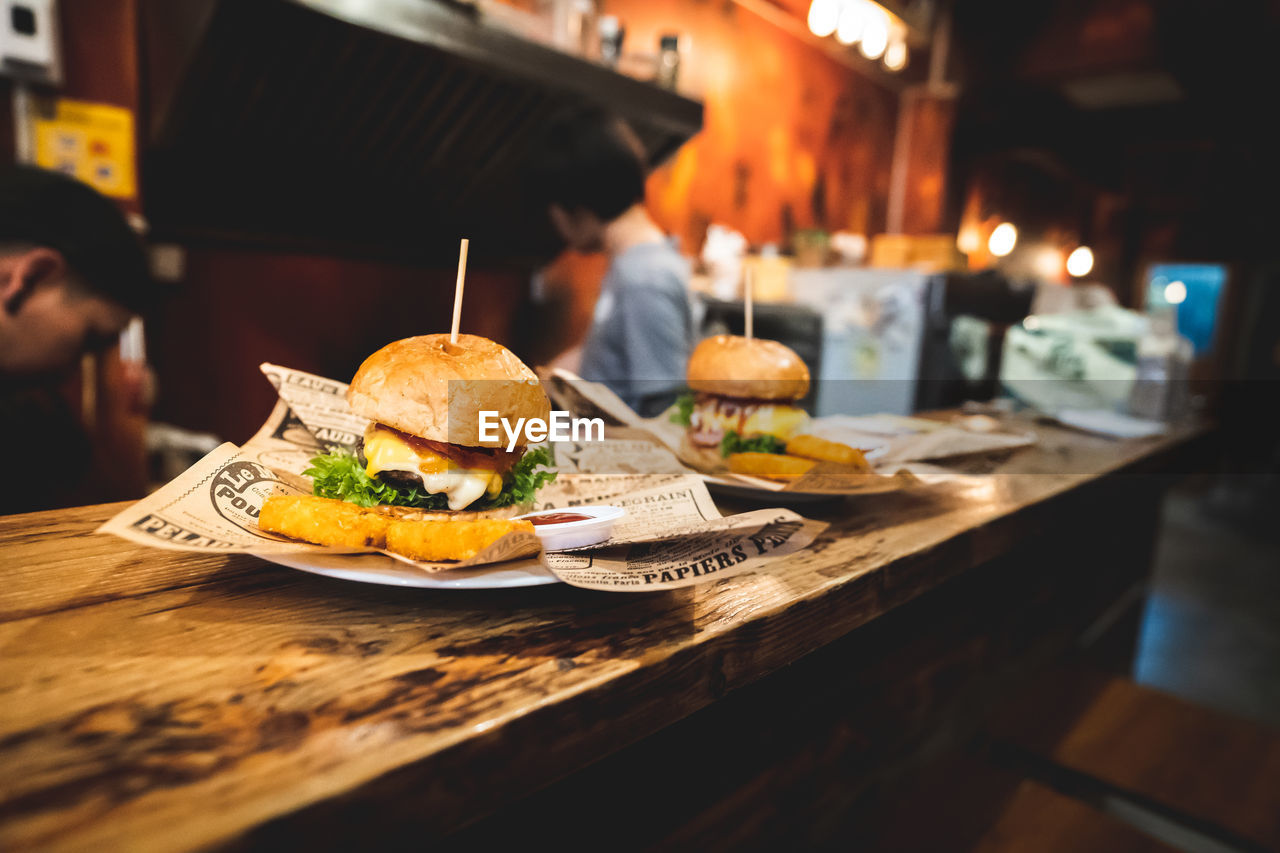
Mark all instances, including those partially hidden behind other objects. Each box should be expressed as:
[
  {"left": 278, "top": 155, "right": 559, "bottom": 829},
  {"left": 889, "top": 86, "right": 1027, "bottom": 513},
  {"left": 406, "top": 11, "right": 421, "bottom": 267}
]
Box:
[
  {"left": 0, "top": 165, "right": 155, "bottom": 513},
  {"left": 528, "top": 107, "right": 693, "bottom": 416}
]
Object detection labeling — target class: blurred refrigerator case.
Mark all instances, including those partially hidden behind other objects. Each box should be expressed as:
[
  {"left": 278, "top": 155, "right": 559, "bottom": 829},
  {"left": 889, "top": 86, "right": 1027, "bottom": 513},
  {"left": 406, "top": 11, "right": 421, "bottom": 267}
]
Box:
[
  {"left": 788, "top": 269, "right": 930, "bottom": 416},
  {"left": 915, "top": 270, "right": 1036, "bottom": 410}
]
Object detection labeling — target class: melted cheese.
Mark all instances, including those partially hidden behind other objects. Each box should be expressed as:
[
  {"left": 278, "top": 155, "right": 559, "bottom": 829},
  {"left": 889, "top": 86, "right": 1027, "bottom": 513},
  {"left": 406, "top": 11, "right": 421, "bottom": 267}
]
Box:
[
  {"left": 740, "top": 404, "right": 810, "bottom": 439},
  {"left": 689, "top": 398, "right": 810, "bottom": 445},
  {"left": 364, "top": 425, "right": 504, "bottom": 511}
]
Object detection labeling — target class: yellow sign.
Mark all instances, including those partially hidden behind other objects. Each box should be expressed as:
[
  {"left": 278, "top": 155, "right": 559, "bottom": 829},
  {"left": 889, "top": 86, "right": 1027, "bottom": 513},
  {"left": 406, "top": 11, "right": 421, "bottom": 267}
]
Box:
[{"left": 32, "top": 98, "right": 137, "bottom": 200}]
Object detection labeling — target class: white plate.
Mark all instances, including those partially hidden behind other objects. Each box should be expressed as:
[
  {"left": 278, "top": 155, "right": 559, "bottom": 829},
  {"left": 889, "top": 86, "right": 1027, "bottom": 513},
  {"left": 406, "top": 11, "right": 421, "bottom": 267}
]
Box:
[
  {"left": 257, "top": 550, "right": 560, "bottom": 589},
  {"left": 516, "top": 505, "right": 626, "bottom": 550}
]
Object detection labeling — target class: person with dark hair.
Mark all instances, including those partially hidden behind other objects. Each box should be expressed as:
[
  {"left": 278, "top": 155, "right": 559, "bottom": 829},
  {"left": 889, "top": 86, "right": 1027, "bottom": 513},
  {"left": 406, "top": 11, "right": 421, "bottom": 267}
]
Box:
[
  {"left": 528, "top": 107, "right": 692, "bottom": 416},
  {"left": 1, "top": 165, "right": 153, "bottom": 374},
  {"left": 1, "top": 165, "right": 156, "bottom": 513}
]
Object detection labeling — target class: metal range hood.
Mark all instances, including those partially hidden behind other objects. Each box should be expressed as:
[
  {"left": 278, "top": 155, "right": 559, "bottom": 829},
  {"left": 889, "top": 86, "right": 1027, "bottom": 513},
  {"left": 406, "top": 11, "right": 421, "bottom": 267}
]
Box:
[{"left": 139, "top": 0, "right": 704, "bottom": 264}]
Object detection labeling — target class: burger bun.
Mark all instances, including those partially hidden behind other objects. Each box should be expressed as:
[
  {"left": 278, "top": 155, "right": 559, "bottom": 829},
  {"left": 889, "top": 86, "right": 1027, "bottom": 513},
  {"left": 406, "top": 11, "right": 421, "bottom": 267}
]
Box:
[
  {"left": 686, "top": 334, "right": 810, "bottom": 401},
  {"left": 347, "top": 334, "right": 551, "bottom": 448}
]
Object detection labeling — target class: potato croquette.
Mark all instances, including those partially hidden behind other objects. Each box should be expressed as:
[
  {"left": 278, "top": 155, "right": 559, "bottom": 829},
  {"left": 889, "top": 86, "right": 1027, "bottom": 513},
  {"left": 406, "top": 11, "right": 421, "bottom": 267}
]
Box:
[
  {"left": 727, "top": 452, "right": 817, "bottom": 480},
  {"left": 786, "top": 434, "right": 871, "bottom": 470},
  {"left": 258, "top": 494, "right": 390, "bottom": 550},
  {"left": 384, "top": 518, "right": 537, "bottom": 562},
  {"left": 259, "top": 494, "right": 538, "bottom": 562}
]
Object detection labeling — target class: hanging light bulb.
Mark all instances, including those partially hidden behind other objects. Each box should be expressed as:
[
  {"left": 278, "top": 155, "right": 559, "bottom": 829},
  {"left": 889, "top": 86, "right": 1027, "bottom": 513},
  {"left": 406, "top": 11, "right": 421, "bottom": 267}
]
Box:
[
  {"left": 1034, "top": 247, "right": 1065, "bottom": 279},
  {"left": 836, "top": 0, "right": 869, "bottom": 45},
  {"left": 859, "top": 8, "right": 890, "bottom": 59},
  {"left": 1164, "top": 280, "right": 1187, "bottom": 304},
  {"left": 883, "top": 38, "right": 908, "bottom": 70},
  {"left": 1066, "top": 246, "right": 1094, "bottom": 277},
  {"left": 988, "top": 222, "right": 1017, "bottom": 257},
  {"left": 807, "top": 0, "right": 840, "bottom": 37}
]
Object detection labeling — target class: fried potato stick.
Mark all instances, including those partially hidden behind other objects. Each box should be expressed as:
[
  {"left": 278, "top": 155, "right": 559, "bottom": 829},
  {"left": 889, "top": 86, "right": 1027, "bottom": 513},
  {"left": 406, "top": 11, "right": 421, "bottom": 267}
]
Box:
[
  {"left": 260, "top": 495, "right": 537, "bottom": 562},
  {"left": 786, "top": 434, "right": 872, "bottom": 471},
  {"left": 727, "top": 452, "right": 817, "bottom": 480},
  {"left": 384, "top": 518, "right": 536, "bottom": 562},
  {"left": 259, "top": 494, "right": 390, "bottom": 550}
]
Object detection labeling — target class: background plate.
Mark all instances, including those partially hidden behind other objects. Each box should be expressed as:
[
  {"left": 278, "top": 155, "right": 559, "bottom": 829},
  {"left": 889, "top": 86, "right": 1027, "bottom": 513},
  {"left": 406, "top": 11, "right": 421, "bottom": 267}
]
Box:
[{"left": 704, "top": 480, "right": 844, "bottom": 504}]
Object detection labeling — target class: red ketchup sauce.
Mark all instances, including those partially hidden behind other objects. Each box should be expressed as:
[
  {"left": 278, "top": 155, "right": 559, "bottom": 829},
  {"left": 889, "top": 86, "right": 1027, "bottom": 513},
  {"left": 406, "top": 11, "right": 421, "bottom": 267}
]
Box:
[{"left": 527, "top": 512, "right": 593, "bottom": 526}]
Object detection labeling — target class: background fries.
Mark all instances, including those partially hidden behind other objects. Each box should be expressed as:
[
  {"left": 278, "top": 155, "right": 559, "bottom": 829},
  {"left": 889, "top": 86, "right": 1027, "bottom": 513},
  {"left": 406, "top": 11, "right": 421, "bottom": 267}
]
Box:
[
  {"left": 786, "top": 434, "right": 871, "bottom": 471},
  {"left": 727, "top": 435, "right": 874, "bottom": 482},
  {"left": 728, "top": 452, "right": 817, "bottom": 479}
]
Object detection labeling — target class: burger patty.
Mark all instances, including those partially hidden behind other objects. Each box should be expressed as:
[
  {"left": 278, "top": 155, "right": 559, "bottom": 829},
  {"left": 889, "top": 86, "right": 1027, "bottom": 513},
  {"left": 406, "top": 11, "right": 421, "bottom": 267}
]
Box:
[
  {"left": 370, "top": 468, "right": 428, "bottom": 491},
  {"left": 355, "top": 423, "right": 530, "bottom": 509}
]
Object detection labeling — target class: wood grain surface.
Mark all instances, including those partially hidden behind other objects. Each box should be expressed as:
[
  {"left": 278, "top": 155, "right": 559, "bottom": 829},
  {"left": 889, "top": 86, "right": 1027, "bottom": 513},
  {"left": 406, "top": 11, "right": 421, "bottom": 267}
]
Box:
[
  {"left": 447, "top": 487, "right": 1164, "bottom": 850},
  {"left": 969, "top": 780, "right": 1177, "bottom": 853},
  {"left": 820, "top": 746, "right": 1179, "bottom": 853},
  {"left": 0, "top": 417, "right": 1210, "bottom": 851},
  {"left": 991, "top": 666, "right": 1280, "bottom": 851}
]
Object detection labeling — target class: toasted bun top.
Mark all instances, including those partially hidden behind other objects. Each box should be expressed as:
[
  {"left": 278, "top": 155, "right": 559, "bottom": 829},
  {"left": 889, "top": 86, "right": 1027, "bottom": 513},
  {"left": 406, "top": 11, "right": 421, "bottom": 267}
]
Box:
[
  {"left": 347, "top": 334, "right": 551, "bottom": 448},
  {"left": 686, "top": 334, "right": 810, "bottom": 401}
]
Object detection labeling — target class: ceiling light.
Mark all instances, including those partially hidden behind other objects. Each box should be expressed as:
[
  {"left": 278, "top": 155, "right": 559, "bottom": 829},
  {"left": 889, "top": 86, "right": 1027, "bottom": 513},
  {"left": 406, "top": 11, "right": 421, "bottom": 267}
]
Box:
[
  {"left": 1066, "top": 246, "right": 1094, "bottom": 277},
  {"left": 1034, "top": 248, "right": 1064, "bottom": 279},
  {"left": 859, "top": 9, "right": 890, "bottom": 60},
  {"left": 836, "top": 1, "right": 869, "bottom": 45},
  {"left": 988, "top": 222, "right": 1017, "bottom": 257},
  {"left": 807, "top": 0, "right": 840, "bottom": 37},
  {"left": 884, "top": 39, "right": 907, "bottom": 71}
]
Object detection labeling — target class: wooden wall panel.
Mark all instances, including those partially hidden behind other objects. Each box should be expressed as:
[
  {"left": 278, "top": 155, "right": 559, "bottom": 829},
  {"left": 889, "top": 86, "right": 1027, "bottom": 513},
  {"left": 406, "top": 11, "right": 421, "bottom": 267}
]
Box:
[
  {"left": 898, "top": 92, "right": 955, "bottom": 236},
  {"left": 603, "top": 0, "right": 900, "bottom": 250},
  {"left": 149, "top": 251, "right": 528, "bottom": 443}
]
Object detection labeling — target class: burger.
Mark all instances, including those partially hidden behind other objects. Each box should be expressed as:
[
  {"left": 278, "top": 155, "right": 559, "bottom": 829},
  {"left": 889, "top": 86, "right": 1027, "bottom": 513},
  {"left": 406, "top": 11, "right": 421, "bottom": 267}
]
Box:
[
  {"left": 305, "top": 334, "right": 556, "bottom": 516},
  {"left": 672, "top": 334, "right": 811, "bottom": 469}
]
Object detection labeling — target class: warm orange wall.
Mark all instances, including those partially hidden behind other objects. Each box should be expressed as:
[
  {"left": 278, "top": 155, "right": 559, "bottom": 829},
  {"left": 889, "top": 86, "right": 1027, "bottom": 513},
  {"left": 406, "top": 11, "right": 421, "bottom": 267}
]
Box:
[
  {"left": 537, "top": 0, "right": 903, "bottom": 360},
  {"left": 898, "top": 93, "right": 955, "bottom": 236},
  {"left": 604, "top": 0, "right": 900, "bottom": 251}
]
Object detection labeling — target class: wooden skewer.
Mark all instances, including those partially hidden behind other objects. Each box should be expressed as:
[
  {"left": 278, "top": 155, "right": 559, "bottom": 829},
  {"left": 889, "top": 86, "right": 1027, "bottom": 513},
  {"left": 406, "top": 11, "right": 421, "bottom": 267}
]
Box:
[
  {"left": 450, "top": 238, "right": 469, "bottom": 345},
  {"left": 743, "top": 263, "right": 754, "bottom": 340}
]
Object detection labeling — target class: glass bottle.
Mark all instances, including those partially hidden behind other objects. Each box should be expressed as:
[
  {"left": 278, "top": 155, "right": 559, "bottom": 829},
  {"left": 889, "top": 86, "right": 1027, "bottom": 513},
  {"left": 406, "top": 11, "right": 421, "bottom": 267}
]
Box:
[{"left": 1129, "top": 305, "right": 1192, "bottom": 422}]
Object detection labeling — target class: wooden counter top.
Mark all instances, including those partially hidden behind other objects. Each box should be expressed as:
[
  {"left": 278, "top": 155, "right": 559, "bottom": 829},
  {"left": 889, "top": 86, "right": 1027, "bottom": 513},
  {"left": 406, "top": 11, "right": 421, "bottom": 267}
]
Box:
[{"left": 0, "top": 417, "right": 1210, "bottom": 851}]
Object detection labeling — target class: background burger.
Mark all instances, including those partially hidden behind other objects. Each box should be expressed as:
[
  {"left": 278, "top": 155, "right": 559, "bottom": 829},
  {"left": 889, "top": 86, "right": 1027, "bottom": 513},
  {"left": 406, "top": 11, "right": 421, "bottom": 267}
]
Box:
[
  {"left": 306, "top": 334, "right": 556, "bottom": 517},
  {"left": 671, "top": 334, "right": 811, "bottom": 469}
]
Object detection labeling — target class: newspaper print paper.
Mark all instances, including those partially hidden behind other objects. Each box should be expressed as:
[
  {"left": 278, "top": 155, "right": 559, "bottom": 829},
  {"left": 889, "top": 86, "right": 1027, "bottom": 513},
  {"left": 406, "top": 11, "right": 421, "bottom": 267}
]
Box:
[{"left": 541, "top": 369, "right": 1035, "bottom": 494}]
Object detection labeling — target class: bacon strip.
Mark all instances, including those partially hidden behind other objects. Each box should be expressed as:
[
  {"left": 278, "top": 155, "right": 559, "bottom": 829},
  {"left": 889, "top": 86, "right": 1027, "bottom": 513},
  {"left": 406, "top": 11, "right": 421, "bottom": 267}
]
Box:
[{"left": 376, "top": 424, "right": 523, "bottom": 474}]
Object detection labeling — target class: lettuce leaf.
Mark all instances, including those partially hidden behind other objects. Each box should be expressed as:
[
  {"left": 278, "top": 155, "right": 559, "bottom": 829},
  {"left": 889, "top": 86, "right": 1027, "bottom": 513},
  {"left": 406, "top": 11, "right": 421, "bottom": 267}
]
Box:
[
  {"left": 487, "top": 446, "right": 557, "bottom": 508},
  {"left": 670, "top": 391, "right": 696, "bottom": 426},
  {"left": 305, "top": 451, "right": 449, "bottom": 509},
  {"left": 719, "top": 430, "right": 787, "bottom": 458},
  {"left": 304, "top": 445, "right": 557, "bottom": 511}
]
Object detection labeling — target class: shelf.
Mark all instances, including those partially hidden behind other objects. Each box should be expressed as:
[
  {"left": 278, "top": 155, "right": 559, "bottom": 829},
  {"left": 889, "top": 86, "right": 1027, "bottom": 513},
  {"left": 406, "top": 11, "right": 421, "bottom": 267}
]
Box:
[{"left": 141, "top": 0, "right": 704, "bottom": 264}]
